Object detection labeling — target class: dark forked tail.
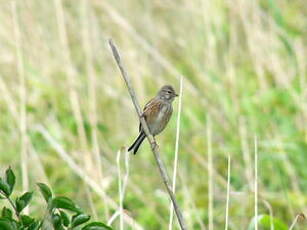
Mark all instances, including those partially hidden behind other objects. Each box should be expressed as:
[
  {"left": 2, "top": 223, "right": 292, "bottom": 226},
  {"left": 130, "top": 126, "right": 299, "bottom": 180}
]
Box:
[{"left": 128, "top": 132, "right": 146, "bottom": 154}]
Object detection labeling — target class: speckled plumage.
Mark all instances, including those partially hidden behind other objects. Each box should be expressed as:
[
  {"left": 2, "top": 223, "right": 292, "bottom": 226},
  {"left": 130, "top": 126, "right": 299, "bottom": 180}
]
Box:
[{"left": 128, "top": 85, "right": 178, "bottom": 154}]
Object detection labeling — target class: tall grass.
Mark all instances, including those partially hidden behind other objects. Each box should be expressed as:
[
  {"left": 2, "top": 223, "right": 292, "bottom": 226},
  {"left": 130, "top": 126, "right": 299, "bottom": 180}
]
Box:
[{"left": 0, "top": 0, "right": 306, "bottom": 229}]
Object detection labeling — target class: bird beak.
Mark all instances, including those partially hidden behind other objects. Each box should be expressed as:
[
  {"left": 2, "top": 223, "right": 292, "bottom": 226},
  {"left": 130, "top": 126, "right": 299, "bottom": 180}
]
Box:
[{"left": 175, "top": 93, "right": 179, "bottom": 97}]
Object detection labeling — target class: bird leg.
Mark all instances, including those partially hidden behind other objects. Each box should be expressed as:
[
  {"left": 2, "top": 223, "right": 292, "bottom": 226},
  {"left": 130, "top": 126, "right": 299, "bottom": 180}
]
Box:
[{"left": 151, "top": 139, "right": 159, "bottom": 151}]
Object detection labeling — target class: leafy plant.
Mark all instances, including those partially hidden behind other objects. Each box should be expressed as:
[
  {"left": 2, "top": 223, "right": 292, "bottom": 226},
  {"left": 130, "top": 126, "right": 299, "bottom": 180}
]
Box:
[{"left": 0, "top": 167, "right": 113, "bottom": 230}]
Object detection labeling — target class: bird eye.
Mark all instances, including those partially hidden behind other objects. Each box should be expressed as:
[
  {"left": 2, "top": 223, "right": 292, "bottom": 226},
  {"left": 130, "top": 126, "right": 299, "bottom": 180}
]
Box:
[{"left": 167, "top": 91, "right": 172, "bottom": 94}]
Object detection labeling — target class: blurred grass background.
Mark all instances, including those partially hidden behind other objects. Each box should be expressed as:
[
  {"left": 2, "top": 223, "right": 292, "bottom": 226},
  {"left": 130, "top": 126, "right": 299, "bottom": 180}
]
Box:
[{"left": 0, "top": 0, "right": 306, "bottom": 229}]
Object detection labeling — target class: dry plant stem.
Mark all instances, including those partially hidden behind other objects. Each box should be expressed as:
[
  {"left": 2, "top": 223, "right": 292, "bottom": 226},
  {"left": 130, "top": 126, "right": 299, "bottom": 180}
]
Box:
[
  {"left": 108, "top": 210, "right": 120, "bottom": 226},
  {"left": 117, "top": 149, "right": 130, "bottom": 230},
  {"left": 109, "top": 39, "right": 187, "bottom": 230},
  {"left": 12, "top": 1, "right": 29, "bottom": 214},
  {"left": 80, "top": 0, "right": 104, "bottom": 219},
  {"left": 169, "top": 76, "right": 183, "bottom": 230},
  {"left": 54, "top": 0, "right": 98, "bottom": 219},
  {"left": 224, "top": 155, "right": 231, "bottom": 230},
  {"left": 187, "top": 146, "right": 231, "bottom": 190},
  {"left": 54, "top": 0, "right": 92, "bottom": 168},
  {"left": 262, "top": 200, "right": 274, "bottom": 230},
  {"left": 254, "top": 136, "right": 258, "bottom": 230},
  {"left": 239, "top": 117, "right": 253, "bottom": 190},
  {"left": 207, "top": 116, "right": 214, "bottom": 230},
  {"left": 288, "top": 213, "right": 305, "bottom": 230},
  {"left": 116, "top": 150, "right": 124, "bottom": 230}
]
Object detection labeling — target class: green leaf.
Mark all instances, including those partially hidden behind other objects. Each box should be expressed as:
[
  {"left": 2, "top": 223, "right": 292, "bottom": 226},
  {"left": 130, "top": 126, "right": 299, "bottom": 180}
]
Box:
[
  {"left": 15, "top": 192, "right": 33, "bottom": 213},
  {"left": 52, "top": 213, "right": 65, "bottom": 230},
  {"left": 59, "top": 210, "right": 70, "bottom": 227},
  {"left": 1, "top": 207, "right": 13, "bottom": 219},
  {"left": 37, "top": 183, "right": 52, "bottom": 203},
  {"left": 248, "top": 214, "right": 288, "bottom": 230},
  {"left": 71, "top": 213, "right": 90, "bottom": 228},
  {"left": 82, "top": 222, "right": 113, "bottom": 230},
  {"left": 51, "top": 197, "right": 81, "bottom": 213},
  {"left": 27, "top": 221, "right": 40, "bottom": 230},
  {"left": 5, "top": 168, "right": 15, "bottom": 195},
  {"left": 20, "top": 215, "right": 35, "bottom": 227},
  {"left": 0, "top": 218, "right": 16, "bottom": 230},
  {"left": 0, "top": 178, "right": 11, "bottom": 196}
]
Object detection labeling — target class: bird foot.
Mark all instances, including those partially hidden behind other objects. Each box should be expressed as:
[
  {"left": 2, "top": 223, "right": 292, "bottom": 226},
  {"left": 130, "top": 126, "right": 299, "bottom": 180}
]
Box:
[{"left": 152, "top": 142, "right": 159, "bottom": 151}]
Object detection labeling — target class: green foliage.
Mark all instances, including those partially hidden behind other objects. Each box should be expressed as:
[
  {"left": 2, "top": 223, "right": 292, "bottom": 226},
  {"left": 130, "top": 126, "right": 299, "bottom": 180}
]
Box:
[
  {"left": 2, "top": 207, "right": 12, "bottom": 219},
  {"left": 51, "top": 197, "right": 81, "bottom": 213},
  {"left": 71, "top": 214, "right": 91, "bottom": 228},
  {"left": 0, "top": 168, "right": 113, "bottom": 230},
  {"left": 0, "top": 178, "right": 11, "bottom": 197},
  {"left": 16, "top": 192, "right": 33, "bottom": 214},
  {"left": 247, "top": 214, "right": 288, "bottom": 230},
  {"left": 5, "top": 168, "right": 15, "bottom": 195},
  {"left": 81, "top": 222, "right": 113, "bottom": 230},
  {"left": 0, "top": 218, "right": 16, "bottom": 230},
  {"left": 59, "top": 211, "right": 70, "bottom": 227},
  {"left": 37, "top": 183, "right": 52, "bottom": 203}
]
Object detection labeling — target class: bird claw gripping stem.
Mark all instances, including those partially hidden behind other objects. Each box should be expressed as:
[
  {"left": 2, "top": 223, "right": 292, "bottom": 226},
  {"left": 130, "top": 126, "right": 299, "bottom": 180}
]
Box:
[{"left": 152, "top": 141, "right": 159, "bottom": 151}]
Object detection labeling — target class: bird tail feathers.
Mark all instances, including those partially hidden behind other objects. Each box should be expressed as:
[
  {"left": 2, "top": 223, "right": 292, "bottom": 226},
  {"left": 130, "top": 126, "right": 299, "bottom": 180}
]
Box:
[{"left": 128, "top": 132, "right": 146, "bottom": 154}]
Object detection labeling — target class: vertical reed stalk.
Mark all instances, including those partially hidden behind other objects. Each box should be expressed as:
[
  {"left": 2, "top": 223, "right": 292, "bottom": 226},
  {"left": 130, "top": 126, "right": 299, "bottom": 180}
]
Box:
[
  {"left": 254, "top": 136, "right": 258, "bottom": 230},
  {"left": 12, "top": 1, "right": 29, "bottom": 214},
  {"left": 207, "top": 116, "right": 214, "bottom": 230},
  {"left": 169, "top": 76, "right": 183, "bottom": 230},
  {"left": 224, "top": 155, "right": 231, "bottom": 230}
]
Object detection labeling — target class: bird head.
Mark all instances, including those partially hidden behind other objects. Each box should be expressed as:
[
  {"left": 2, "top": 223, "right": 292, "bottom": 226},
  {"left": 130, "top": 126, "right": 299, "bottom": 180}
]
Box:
[{"left": 158, "top": 85, "right": 178, "bottom": 102}]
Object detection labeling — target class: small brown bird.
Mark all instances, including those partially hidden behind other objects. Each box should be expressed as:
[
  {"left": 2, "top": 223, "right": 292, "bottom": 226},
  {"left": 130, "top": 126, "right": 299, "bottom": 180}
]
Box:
[{"left": 128, "top": 85, "right": 178, "bottom": 154}]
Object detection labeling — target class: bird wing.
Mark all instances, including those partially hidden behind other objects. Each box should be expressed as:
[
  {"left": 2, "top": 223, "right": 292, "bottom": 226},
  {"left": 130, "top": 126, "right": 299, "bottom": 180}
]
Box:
[{"left": 139, "top": 97, "right": 160, "bottom": 132}]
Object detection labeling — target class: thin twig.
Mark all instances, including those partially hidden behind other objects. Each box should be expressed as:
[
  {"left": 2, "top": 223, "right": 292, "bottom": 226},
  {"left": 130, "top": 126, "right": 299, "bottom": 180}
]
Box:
[{"left": 108, "top": 39, "right": 187, "bottom": 230}]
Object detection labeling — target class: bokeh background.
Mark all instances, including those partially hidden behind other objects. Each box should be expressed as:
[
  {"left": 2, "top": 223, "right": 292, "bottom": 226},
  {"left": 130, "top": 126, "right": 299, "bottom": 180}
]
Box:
[{"left": 0, "top": 0, "right": 306, "bottom": 229}]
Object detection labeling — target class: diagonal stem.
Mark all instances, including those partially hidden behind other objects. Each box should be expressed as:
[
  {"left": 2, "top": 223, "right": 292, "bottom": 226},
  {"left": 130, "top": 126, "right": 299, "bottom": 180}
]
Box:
[
  {"left": 0, "top": 191, "right": 20, "bottom": 220},
  {"left": 108, "top": 39, "right": 187, "bottom": 230}
]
